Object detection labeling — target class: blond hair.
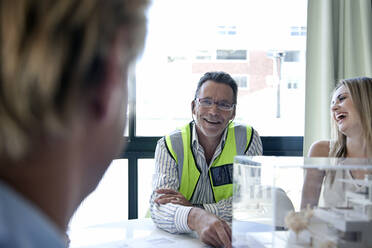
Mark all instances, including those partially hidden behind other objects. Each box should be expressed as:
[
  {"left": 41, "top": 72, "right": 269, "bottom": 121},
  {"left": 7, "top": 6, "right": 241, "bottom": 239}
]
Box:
[
  {"left": 329, "top": 77, "right": 372, "bottom": 157},
  {"left": 0, "top": 0, "right": 148, "bottom": 160}
]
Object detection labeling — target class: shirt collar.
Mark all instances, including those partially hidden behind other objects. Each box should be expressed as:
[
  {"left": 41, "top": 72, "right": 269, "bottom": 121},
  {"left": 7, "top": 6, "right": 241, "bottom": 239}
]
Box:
[{"left": 191, "top": 121, "right": 229, "bottom": 149}]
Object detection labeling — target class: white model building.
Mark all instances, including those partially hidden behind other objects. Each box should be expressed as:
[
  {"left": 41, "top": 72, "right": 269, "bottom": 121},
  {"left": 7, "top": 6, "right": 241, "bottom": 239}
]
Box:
[{"left": 286, "top": 175, "right": 372, "bottom": 248}]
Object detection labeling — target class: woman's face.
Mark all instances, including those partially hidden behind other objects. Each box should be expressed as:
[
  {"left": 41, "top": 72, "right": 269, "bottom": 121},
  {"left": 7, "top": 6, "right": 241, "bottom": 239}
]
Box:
[{"left": 331, "top": 85, "right": 362, "bottom": 137}]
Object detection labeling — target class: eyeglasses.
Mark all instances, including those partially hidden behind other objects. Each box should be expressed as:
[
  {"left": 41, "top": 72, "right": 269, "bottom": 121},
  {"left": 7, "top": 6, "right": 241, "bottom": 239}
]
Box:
[{"left": 195, "top": 98, "right": 235, "bottom": 111}]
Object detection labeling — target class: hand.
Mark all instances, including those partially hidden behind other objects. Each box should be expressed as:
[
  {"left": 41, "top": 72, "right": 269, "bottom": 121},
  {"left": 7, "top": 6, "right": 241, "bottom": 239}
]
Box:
[
  {"left": 188, "top": 208, "right": 232, "bottom": 248},
  {"left": 154, "top": 188, "right": 192, "bottom": 206}
]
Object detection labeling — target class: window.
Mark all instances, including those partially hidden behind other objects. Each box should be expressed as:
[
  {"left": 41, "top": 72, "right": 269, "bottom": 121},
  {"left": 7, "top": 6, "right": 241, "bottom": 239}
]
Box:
[
  {"left": 288, "top": 80, "right": 299, "bottom": 89},
  {"left": 217, "top": 25, "right": 237, "bottom": 36},
  {"left": 284, "top": 51, "right": 301, "bottom": 62},
  {"left": 195, "top": 50, "right": 212, "bottom": 60},
  {"left": 290, "top": 26, "right": 307, "bottom": 36},
  {"left": 69, "top": 0, "right": 307, "bottom": 221},
  {"left": 69, "top": 160, "right": 128, "bottom": 228},
  {"left": 138, "top": 159, "right": 155, "bottom": 218},
  {"left": 291, "top": 26, "right": 306, "bottom": 36},
  {"left": 66, "top": 0, "right": 306, "bottom": 224},
  {"left": 136, "top": 0, "right": 307, "bottom": 137},
  {"left": 234, "top": 75, "right": 249, "bottom": 88},
  {"left": 216, "top": 49, "right": 247, "bottom": 60}
]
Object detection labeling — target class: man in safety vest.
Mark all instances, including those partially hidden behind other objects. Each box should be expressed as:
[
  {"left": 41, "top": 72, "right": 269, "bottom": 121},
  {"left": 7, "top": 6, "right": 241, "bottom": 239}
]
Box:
[{"left": 150, "top": 71, "right": 263, "bottom": 248}]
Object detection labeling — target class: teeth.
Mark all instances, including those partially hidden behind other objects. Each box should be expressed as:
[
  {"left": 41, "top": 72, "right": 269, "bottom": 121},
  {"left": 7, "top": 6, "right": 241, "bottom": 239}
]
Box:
[
  {"left": 336, "top": 113, "right": 346, "bottom": 121},
  {"left": 205, "top": 119, "right": 219, "bottom": 124}
]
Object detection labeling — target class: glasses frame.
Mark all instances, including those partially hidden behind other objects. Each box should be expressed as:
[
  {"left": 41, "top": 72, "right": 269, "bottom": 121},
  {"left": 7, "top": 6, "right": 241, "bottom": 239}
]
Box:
[{"left": 195, "top": 97, "right": 235, "bottom": 111}]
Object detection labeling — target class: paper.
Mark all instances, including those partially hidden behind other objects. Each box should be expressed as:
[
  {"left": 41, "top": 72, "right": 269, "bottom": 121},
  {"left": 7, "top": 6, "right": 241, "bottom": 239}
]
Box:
[{"left": 120, "top": 235, "right": 209, "bottom": 248}]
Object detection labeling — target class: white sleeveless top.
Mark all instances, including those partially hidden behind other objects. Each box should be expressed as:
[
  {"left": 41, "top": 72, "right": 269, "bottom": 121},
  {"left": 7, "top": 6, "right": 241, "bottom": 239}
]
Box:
[
  {"left": 322, "top": 141, "right": 366, "bottom": 207},
  {"left": 322, "top": 169, "right": 364, "bottom": 207}
]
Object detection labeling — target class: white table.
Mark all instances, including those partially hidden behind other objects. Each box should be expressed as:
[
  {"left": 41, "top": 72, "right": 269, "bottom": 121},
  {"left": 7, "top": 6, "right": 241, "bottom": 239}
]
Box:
[
  {"left": 68, "top": 218, "right": 208, "bottom": 248},
  {"left": 68, "top": 218, "right": 295, "bottom": 248},
  {"left": 232, "top": 221, "right": 304, "bottom": 248}
]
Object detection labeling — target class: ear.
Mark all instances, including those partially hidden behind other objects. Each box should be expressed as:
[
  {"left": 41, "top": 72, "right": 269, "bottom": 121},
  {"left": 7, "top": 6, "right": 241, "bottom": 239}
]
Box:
[
  {"left": 230, "top": 107, "right": 236, "bottom": 121},
  {"left": 89, "top": 30, "right": 128, "bottom": 121},
  {"left": 191, "top": 100, "right": 195, "bottom": 112}
]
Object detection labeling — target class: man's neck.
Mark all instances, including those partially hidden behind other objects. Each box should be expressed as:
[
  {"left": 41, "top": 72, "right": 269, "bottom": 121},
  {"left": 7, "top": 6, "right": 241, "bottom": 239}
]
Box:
[
  {"left": 195, "top": 126, "right": 224, "bottom": 165},
  {"left": 0, "top": 142, "right": 84, "bottom": 233}
]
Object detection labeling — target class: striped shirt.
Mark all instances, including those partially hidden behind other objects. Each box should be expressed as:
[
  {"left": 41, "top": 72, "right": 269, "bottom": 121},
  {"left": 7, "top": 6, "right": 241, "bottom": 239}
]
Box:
[{"left": 150, "top": 122, "right": 263, "bottom": 234}]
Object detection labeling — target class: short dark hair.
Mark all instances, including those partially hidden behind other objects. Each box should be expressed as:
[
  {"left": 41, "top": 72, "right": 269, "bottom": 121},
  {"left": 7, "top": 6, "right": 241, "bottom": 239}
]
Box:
[{"left": 194, "top": 71, "right": 238, "bottom": 104}]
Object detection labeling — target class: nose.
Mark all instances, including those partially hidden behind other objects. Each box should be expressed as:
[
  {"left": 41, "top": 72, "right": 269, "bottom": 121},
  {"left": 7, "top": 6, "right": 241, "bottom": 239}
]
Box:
[
  {"left": 331, "top": 101, "right": 339, "bottom": 112},
  {"left": 208, "top": 102, "right": 220, "bottom": 114}
]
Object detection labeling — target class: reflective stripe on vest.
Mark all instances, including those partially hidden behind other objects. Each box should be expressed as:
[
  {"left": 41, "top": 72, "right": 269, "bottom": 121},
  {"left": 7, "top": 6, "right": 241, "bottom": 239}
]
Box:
[{"left": 165, "top": 121, "right": 253, "bottom": 202}]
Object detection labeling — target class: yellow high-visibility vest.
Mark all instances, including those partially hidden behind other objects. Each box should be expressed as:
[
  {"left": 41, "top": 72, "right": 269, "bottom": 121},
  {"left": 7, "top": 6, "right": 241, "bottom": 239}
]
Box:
[{"left": 165, "top": 121, "right": 253, "bottom": 202}]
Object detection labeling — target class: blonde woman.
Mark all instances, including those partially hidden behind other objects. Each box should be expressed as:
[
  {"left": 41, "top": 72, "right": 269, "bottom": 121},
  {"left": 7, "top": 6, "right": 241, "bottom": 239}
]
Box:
[{"left": 301, "top": 77, "right": 372, "bottom": 209}]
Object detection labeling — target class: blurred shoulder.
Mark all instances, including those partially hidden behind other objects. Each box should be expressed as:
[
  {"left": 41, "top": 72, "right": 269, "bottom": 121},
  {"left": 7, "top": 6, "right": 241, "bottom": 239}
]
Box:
[{"left": 308, "top": 140, "right": 330, "bottom": 157}]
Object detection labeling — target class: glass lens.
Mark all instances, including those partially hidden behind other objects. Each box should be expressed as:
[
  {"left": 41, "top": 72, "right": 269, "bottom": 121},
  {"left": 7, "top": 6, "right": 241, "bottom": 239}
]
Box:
[
  {"left": 218, "top": 102, "right": 233, "bottom": 110},
  {"left": 199, "top": 98, "right": 213, "bottom": 107}
]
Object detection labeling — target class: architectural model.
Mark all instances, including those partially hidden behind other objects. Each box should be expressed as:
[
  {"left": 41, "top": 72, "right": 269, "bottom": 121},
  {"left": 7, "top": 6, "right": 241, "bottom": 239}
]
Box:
[{"left": 286, "top": 175, "right": 372, "bottom": 248}]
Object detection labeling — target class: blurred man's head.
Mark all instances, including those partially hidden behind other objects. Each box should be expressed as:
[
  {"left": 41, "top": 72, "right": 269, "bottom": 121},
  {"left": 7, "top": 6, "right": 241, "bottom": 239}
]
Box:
[
  {"left": 0, "top": 0, "right": 148, "bottom": 230},
  {"left": 0, "top": 0, "right": 147, "bottom": 160}
]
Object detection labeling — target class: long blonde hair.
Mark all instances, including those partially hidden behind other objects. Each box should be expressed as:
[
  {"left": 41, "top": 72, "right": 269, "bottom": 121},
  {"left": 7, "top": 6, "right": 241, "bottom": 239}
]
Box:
[
  {"left": 329, "top": 77, "right": 372, "bottom": 157},
  {"left": 0, "top": 0, "right": 148, "bottom": 161}
]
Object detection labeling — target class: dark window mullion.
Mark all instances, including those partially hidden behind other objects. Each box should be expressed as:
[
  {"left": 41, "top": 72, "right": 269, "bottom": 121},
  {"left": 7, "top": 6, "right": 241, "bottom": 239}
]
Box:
[
  {"left": 128, "top": 157, "right": 138, "bottom": 219},
  {"left": 128, "top": 64, "right": 136, "bottom": 140},
  {"left": 128, "top": 65, "right": 138, "bottom": 219}
]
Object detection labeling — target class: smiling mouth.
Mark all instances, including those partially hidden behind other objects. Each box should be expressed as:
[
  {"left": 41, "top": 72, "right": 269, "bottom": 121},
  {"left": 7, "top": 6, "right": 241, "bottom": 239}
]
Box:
[
  {"left": 204, "top": 118, "right": 221, "bottom": 125},
  {"left": 336, "top": 113, "right": 347, "bottom": 122}
]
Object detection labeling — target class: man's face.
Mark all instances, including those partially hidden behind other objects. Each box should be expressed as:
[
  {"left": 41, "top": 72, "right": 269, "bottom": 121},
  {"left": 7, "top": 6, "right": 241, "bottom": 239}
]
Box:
[{"left": 192, "top": 80, "right": 235, "bottom": 141}]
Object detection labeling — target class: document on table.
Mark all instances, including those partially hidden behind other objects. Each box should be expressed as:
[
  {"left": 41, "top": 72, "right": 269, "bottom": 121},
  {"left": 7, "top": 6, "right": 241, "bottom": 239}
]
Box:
[{"left": 119, "top": 235, "right": 210, "bottom": 248}]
